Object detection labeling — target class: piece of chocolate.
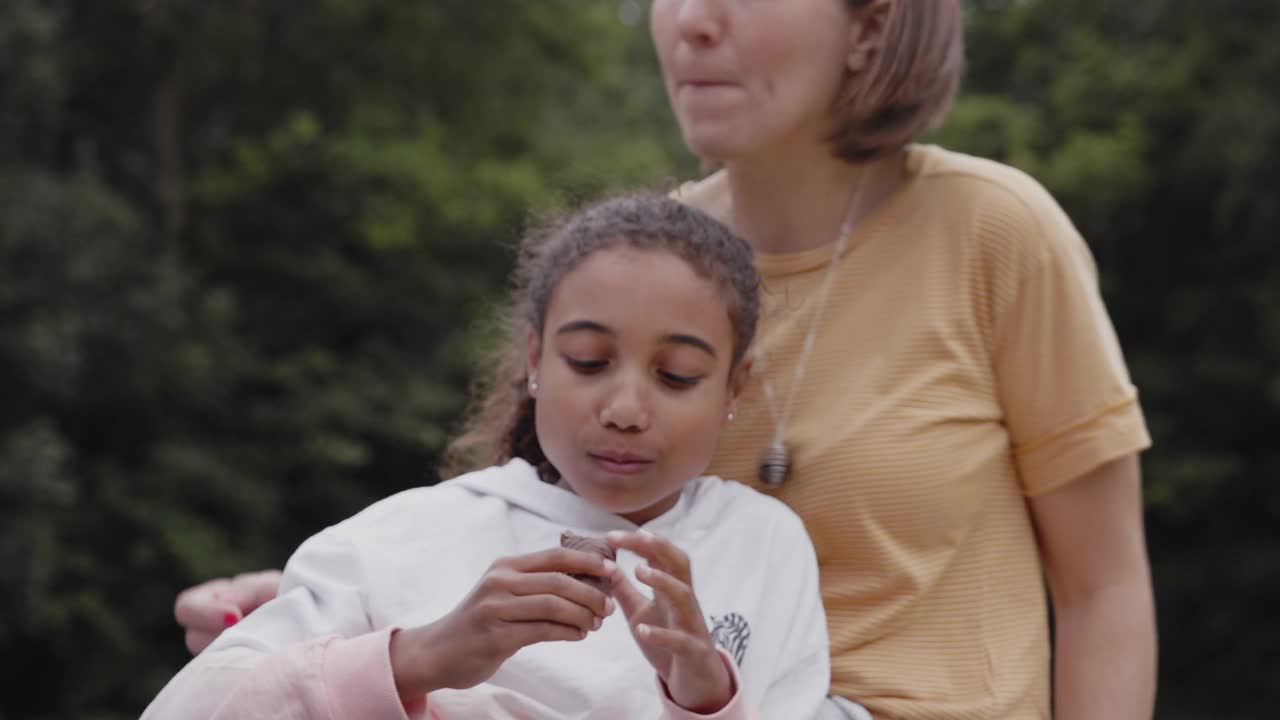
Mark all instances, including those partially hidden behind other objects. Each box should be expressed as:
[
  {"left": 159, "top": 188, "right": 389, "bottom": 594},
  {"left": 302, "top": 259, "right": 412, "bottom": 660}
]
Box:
[{"left": 560, "top": 530, "right": 615, "bottom": 597}]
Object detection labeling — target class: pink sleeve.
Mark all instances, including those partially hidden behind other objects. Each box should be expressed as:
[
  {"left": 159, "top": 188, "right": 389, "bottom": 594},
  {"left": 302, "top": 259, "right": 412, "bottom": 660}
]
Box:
[
  {"left": 141, "top": 628, "right": 428, "bottom": 720},
  {"left": 656, "top": 648, "right": 761, "bottom": 720}
]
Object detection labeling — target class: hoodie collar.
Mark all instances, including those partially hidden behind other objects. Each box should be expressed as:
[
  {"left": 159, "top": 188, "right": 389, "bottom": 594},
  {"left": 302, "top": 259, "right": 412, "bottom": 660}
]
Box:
[{"left": 448, "top": 459, "right": 711, "bottom": 536}]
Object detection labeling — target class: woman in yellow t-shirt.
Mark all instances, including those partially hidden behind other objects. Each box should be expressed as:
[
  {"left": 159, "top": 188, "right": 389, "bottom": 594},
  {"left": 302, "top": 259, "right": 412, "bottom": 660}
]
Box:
[{"left": 173, "top": 2, "right": 1156, "bottom": 718}]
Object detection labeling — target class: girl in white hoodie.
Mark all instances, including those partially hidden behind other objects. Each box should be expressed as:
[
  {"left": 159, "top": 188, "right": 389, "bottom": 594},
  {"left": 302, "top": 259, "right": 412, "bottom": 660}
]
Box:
[{"left": 143, "top": 194, "right": 829, "bottom": 720}]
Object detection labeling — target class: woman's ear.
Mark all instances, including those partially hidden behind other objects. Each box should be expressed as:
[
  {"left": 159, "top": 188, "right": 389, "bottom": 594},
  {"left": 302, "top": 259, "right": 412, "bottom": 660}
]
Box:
[{"left": 846, "top": 0, "right": 891, "bottom": 73}]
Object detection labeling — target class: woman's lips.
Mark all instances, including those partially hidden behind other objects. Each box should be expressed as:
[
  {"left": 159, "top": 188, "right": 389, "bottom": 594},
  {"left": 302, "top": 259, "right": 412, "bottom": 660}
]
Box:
[
  {"left": 676, "top": 81, "right": 743, "bottom": 107},
  {"left": 680, "top": 79, "right": 736, "bottom": 90}
]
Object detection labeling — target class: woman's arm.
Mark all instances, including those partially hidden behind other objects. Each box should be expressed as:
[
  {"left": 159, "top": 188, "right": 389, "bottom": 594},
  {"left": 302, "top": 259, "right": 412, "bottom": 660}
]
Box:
[
  {"left": 143, "top": 629, "right": 420, "bottom": 720},
  {"left": 146, "top": 532, "right": 418, "bottom": 719},
  {"left": 1028, "top": 454, "right": 1157, "bottom": 720}
]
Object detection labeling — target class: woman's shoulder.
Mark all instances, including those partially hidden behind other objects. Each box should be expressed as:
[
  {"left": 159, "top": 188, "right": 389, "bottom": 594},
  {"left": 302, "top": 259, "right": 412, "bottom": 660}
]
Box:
[
  {"left": 673, "top": 148, "right": 1066, "bottom": 232},
  {"left": 670, "top": 168, "right": 731, "bottom": 221},
  {"left": 911, "top": 144, "right": 1064, "bottom": 220},
  {"left": 910, "top": 144, "right": 1086, "bottom": 266}
]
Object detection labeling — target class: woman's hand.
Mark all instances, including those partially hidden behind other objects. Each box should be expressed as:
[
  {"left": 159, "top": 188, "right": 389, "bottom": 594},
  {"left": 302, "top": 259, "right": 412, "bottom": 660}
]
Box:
[
  {"left": 174, "top": 570, "right": 283, "bottom": 655},
  {"left": 390, "top": 547, "right": 616, "bottom": 703},
  {"left": 606, "top": 530, "right": 733, "bottom": 714}
]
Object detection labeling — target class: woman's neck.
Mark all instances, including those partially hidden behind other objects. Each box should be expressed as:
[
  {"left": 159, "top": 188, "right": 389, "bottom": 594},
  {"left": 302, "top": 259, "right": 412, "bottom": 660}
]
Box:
[{"left": 722, "top": 144, "right": 907, "bottom": 255}]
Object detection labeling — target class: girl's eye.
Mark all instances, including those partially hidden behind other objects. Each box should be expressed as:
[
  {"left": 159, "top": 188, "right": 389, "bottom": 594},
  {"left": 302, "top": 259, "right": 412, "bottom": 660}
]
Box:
[
  {"left": 565, "top": 357, "right": 607, "bottom": 373},
  {"left": 659, "top": 370, "right": 702, "bottom": 388}
]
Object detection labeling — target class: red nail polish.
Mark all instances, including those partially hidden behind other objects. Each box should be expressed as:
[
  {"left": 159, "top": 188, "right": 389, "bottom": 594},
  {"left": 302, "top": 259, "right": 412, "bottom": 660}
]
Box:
[{"left": 223, "top": 612, "right": 239, "bottom": 627}]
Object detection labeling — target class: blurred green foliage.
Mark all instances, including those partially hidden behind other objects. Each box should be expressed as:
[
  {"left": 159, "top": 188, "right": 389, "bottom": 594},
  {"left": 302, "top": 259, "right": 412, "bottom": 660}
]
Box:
[{"left": 0, "top": 1, "right": 1275, "bottom": 718}]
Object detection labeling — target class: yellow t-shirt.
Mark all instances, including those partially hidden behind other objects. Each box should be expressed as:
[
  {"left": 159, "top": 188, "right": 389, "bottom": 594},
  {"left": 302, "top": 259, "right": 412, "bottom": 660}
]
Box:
[{"left": 678, "top": 144, "right": 1151, "bottom": 719}]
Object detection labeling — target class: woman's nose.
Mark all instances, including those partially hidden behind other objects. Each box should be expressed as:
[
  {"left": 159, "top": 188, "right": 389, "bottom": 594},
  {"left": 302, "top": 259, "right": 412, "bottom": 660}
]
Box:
[{"left": 674, "top": 0, "right": 726, "bottom": 48}]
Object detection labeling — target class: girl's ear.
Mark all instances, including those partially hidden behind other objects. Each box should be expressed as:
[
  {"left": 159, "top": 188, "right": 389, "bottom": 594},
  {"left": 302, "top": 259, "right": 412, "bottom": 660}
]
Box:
[
  {"left": 526, "top": 326, "right": 541, "bottom": 392},
  {"left": 726, "top": 355, "right": 753, "bottom": 417}
]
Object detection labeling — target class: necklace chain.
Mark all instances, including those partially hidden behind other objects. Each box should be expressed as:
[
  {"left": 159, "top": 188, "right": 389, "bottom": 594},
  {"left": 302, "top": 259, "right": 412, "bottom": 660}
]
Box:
[{"left": 754, "top": 173, "right": 873, "bottom": 448}]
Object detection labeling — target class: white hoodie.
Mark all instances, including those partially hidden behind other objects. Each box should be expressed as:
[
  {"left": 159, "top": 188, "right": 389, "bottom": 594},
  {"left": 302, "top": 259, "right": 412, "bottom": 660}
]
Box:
[{"left": 143, "top": 459, "right": 830, "bottom": 720}]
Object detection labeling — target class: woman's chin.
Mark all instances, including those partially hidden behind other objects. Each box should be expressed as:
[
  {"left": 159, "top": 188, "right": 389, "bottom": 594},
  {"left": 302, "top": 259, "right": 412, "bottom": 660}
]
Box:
[{"left": 680, "top": 126, "right": 749, "bottom": 164}]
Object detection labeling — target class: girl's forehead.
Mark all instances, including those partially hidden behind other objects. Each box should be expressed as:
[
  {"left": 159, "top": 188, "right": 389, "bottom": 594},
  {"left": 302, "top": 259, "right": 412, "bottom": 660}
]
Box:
[
  {"left": 553, "top": 246, "right": 717, "bottom": 301},
  {"left": 545, "top": 247, "right": 734, "bottom": 341}
]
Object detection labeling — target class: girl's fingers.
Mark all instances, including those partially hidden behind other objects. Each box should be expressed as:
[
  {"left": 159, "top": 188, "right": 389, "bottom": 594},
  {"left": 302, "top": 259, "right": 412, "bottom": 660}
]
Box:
[
  {"left": 634, "top": 623, "right": 706, "bottom": 657},
  {"left": 505, "top": 621, "right": 590, "bottom": 650},
  {"left": 508, "top": 571, "right": 614, "bottom": 618},
  {"left": 606, "top": 531, "right": 692, "bottom": 583},
  {"left": 505, "top": 547, "right": 612, "bottom": 581},
  {"left": 609, "top": 562, "right": 651, "bottom": 621},
  {"left": 497, "top": 593, "right": 601, "bottom": 634},
  {"left": 636, "top": 564, "right": 707, "bottom": 633}
]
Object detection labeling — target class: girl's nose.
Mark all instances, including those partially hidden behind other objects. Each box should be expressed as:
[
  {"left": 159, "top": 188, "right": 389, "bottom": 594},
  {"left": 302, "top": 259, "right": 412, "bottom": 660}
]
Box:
[{"left": 599, "top": 375, "right": 650, "bottom": 432}]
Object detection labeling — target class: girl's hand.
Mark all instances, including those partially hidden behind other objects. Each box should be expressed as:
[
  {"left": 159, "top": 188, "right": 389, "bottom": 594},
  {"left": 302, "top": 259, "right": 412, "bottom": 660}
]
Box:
[
  {"left": 606, "top": 530, "right": 733, "bottom": 714},
  {"left": 390, "top": 547, "right": 616, "bottom": 702}
]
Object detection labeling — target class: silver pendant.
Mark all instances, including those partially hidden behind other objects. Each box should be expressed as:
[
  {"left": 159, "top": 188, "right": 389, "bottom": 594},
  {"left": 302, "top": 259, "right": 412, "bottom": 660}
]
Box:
[{"left": 759, "top": 441, "right": 790, "bottom": 486}]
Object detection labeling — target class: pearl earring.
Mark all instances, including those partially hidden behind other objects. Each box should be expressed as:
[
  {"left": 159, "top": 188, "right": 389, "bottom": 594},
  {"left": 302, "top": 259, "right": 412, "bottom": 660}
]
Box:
[
  {"left": 528, "top": 379, "right": 538, "bottom": 394},
  {"left": 727, "top": 411, "right": 735, "bottom": 421}
]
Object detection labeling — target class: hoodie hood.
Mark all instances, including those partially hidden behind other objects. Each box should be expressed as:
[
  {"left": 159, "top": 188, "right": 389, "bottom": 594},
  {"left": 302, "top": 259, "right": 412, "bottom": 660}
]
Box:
[{"left": 448, "top": 458, "right": 724, "bottom": 544}]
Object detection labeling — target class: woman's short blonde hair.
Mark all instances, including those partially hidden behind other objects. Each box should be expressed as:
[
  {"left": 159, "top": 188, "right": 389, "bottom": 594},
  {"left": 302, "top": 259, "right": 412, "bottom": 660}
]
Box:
[{"left": 830, "top": 0, "right": 965, "bottom": 162}]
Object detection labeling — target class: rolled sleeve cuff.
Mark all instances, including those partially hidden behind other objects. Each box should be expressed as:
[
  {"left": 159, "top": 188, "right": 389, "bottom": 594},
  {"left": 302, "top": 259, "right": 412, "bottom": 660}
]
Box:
[
  {"left": 1017, "top": 392, "right": 1152, "bottom": 497},
  {"left": 322, "top": 627, "right": 425, "bottom": 719},
  {"left": 657, "top": 647, "right": 759, "bottom": 720}
]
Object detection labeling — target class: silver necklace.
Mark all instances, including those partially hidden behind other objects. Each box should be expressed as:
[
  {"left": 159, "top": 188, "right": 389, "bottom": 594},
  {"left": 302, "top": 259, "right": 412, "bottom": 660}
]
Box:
[{"left": 754, "top": 173, "right": 872, "bottom": 486}]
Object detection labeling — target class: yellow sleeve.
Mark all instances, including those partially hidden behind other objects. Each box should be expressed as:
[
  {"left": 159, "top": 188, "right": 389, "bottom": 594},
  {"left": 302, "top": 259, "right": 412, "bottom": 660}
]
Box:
[{"left": 987, "top": 181, "right": 1152, "bottom": 497}]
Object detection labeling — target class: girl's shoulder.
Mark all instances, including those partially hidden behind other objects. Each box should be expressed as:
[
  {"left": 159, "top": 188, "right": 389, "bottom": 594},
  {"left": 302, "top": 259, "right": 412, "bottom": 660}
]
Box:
[
  {"left": 687, "top": 475, "right": 812, "bottom": 545},
  {"left": 324, "top": 462, "right": 533, "bottom": 542},
  {"left": 324, "top": 482, "right": 476, "bottom": 540}
]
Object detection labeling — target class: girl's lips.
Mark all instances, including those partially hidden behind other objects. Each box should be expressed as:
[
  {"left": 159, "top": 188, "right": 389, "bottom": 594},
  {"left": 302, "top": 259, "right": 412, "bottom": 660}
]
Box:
[{"left": 588, "top": 453, "right": 655, "bottom": 475}]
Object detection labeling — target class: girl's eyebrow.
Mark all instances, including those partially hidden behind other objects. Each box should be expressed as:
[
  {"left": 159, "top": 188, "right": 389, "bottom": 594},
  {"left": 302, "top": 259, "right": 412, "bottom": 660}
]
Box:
[
  {"left": 555, "top": 319, "right": 612, "bottom": 336},
  {"left": 555, "top": 321, "right": 717, "bottom": 359},
  {"left": 659, "top": 333, "right": 716, "bottom": 359}
]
